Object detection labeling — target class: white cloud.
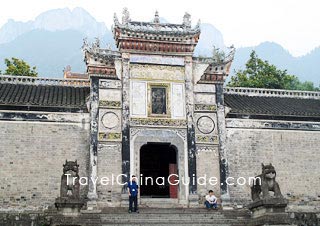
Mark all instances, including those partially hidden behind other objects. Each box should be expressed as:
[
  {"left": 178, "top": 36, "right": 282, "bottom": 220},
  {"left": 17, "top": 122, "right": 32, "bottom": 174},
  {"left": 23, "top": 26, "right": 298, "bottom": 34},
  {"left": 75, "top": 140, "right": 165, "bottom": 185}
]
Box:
[{"left": 0, "top": 0, "right": 319, "bottom": 56}]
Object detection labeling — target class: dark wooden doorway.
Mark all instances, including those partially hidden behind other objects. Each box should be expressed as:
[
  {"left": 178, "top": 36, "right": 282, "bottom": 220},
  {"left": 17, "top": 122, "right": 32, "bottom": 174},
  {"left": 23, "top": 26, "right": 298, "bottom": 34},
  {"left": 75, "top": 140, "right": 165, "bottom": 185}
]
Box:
[{"left": 140, "top": 143, "right": 177, "bottom": 198}]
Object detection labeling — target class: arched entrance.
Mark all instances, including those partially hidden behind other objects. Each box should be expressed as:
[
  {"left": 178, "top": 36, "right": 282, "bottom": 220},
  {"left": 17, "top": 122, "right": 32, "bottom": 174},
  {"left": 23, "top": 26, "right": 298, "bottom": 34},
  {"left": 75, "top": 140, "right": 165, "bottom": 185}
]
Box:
[
  {"left": 131, "top": 129, "right": 188, "bottom": 204},
  {"left": 140, "top": 143, "right": 178, "bottom": 198}
]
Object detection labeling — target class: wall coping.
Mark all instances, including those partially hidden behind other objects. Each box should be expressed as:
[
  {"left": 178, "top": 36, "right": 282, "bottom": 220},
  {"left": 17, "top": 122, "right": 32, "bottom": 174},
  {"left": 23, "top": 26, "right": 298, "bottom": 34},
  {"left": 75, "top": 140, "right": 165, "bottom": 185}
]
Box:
[
  {"left": 0, "top": 75, "right": 90, "bottom": 87},
  {"left": 224, "top": 87, "right": 320, "bottom": 99}
]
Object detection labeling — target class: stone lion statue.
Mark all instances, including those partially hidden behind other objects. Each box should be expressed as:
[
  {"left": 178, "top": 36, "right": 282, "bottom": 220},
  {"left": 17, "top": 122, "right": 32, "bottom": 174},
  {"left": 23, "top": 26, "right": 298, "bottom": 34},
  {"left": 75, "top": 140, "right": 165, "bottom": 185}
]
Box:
[
  {"left": 60, "top": 160, "right": 80, "bottom": 200},
  {"left": 251, "top": 163, "right": 283, "bottom": 201}
]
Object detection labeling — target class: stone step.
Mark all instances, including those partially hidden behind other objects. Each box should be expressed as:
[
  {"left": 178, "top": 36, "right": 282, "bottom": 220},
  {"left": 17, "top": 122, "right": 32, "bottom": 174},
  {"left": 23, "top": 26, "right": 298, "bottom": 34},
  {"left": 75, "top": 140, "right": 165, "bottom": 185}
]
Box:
[
  {"left": 98, "top": 209, "right": 250, "bottom": 225},
  {"left": 101, "top": 224, "right": 234, "bottom": 226}
]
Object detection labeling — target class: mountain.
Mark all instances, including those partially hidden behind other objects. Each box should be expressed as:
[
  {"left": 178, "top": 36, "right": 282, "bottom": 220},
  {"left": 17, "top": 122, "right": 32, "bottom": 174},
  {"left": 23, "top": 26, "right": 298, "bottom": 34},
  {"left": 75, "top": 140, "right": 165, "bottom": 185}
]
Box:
[
  {"left": 194, "top": 23, "right": 225, "bottom": 56},
  {"left": 0, "top": 29, "right": 85, "bottom": 77},
  {"left": 0, "top": 7, "right": 107, "bottom": 44},
  {"left": 230, "top": 42, "right": 320, "bottom": 85},
  {"left": 0, "top": 7, "right": 319, "bottom": 85}
]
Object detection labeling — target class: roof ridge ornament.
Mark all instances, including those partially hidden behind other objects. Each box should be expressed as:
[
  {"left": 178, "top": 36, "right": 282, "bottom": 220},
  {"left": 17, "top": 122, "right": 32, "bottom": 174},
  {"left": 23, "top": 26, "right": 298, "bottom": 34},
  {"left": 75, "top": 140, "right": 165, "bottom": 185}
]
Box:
[
  {"left": 196, "top": 19, "right": 201, "bottom": 30},
  {"left": 154, "top": 10, "right": 160, "bottom": 23},
  {"left": 122, "top": 7, "right": 131, "bottom": 25},
  {"left": 183, "top": 12, "right": 191, "bottom": 28},
  {"left": 114, "top": 13, "right": 119, "bottom": 25},
  {"left": 93, "top": 37, "right": 100, "bottom": 51},
  {"left": 82, "top": 37, "right": 89, "bottom": 51}
]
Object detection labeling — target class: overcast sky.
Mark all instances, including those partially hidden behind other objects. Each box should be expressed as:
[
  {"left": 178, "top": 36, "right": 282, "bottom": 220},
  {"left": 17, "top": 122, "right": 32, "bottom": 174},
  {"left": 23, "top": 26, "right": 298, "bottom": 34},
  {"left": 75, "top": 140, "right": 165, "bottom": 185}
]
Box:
[{"left": 0, "top": 0, "right": 319, "bottom": 57}]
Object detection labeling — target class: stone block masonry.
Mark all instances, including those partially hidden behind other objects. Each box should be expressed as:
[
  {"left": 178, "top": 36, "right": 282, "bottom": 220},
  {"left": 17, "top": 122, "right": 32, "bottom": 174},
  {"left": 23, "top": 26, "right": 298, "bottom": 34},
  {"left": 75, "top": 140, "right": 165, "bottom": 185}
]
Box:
[
  {"left": 0, "top": 119, "right": 90, "bottom": 210},
  {"left": 225, "top": 119, "right": 320, "bottom": 208}
]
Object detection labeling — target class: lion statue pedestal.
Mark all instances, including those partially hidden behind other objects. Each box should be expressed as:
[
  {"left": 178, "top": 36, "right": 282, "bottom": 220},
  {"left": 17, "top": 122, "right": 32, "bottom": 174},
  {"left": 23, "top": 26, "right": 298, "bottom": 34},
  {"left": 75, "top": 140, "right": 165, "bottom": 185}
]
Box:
[
  {"left": 55, "top": 160, "right": 84, "bottom": 216},
  {"left": 247, "top": 163, "right": 289, "bottom": 225}
]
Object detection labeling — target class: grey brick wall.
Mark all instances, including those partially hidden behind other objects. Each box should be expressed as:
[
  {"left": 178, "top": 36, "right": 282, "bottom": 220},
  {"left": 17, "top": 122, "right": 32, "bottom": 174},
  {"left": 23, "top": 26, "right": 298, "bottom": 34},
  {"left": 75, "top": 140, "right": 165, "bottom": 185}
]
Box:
[
  {"left": 225, "top": 123, "right": 320, "bottom": 205},
  {"left": 96, "top": 143, "right": 122, "bottom": 207},
  {"left": 0, "top": 120, "right": 90, "bottom": 210}
]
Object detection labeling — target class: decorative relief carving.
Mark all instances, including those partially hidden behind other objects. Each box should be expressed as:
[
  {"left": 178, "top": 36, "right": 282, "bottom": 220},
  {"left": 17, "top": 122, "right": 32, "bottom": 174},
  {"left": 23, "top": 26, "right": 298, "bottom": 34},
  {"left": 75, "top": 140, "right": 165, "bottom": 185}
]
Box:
[
  {"left": 174, "top": 129, "right": 187, "bottom": 141},
  {"left": 98, "top": 143, "right": 121, "bottom": 152},
  {"left": 130, "top": 128, "right": 143, "bottom": 137},
  {"left": 197, "top": 116, "right": 215, "bottom": 134},
  {"left": 99, "top": 80, "right": 122, "bottom": 89},
  {"left": 195, "top": 104, "right": 217, "bottom": 112},
  {"left": 130, "top": 64, "right": 184, "bottom": 81},
  {"left": 101, "top": 112, "right": 119, "bottom": 129},
  {"left": 130, "top": 118, "right": 187, "bottom": 127},
  {"left": 130, "top": 54, "right": 184, "bottom": 66},
  {"left": 196, "top": 135, "right": 219, "bottom": 144},
  {"left": 98, "top": 132, "right": 122, "bottom": 141},
  {"left": 226, "top": 119, "right": 320, "bottom": 131},
  {"left": 196, "top": 145, "right": 217, "bottom": 153},
  {"left": 99, "top": 100, "right": 121, "bottom": 108}
]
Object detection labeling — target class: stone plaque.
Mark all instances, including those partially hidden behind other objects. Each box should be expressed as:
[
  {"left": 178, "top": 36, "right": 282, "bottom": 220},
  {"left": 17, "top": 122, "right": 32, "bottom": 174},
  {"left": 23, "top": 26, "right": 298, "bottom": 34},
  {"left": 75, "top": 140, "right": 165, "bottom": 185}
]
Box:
[
  {"left": 197, "top": 116, "right": 215, "bottom": 134},
  {"left": 101, "top": 112, "right": 119, "bottom": 129}
]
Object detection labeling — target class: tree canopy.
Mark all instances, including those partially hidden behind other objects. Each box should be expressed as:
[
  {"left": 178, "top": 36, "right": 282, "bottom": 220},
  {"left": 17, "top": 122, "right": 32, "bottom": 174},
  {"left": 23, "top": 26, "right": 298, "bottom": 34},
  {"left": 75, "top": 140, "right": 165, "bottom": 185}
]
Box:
[
  {"left": 1, "top": 57, "right": 38, "bottom": 77},
  {"left": 228, "top": 51, "right": 319, "bottom": 91}
]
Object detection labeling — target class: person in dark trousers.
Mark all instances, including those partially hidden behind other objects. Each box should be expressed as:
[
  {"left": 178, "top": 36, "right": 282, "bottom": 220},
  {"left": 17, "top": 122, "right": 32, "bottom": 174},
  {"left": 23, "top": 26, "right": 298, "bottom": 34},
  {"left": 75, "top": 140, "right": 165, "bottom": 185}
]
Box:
[
  {"left": 204, "top": 190, "right": 218, "bottom": 210},
  {"left": 128, "top": 175, "right": 139, "bottom": 213}
]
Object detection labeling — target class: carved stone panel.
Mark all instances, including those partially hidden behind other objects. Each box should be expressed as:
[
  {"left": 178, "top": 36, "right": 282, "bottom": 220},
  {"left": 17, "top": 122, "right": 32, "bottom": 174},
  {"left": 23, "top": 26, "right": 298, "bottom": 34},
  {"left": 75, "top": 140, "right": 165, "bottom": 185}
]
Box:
[
  {"left": 98, "top": 109, "right": 121, "bottom": 133},
  {"left": 194, "top": 113, "right": 218, "bottom": 144},
  {"left": 197, "top": 116, "right": 215, "bottom": 134},
  {"left": 99, "top": 89, "right": 121, "bottom": 101},
  {"left": 171, "top": 83, "right": 185, "bottom": 118},
  {"left": 101, "top": 112, "right": 119, "bottom": 129},
  {"left": 151, "top": 87, "right": 167, "bottom": 114},
  {"left": 131, "top": 81, "right": 147, "bottom": 117},
  {"left": 130, "top": 64, "right": 185, "bottom": 81},
  {"left": 99, "top": 79, "right": 122, "bottom": 89}
]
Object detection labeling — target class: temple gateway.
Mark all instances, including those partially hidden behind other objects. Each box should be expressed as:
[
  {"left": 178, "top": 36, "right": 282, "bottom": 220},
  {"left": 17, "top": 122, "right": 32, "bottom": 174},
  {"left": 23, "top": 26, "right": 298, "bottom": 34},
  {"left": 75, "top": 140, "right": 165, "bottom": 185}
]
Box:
[{"left": 0, "top": 9, "right": 319, "bottom": 217}]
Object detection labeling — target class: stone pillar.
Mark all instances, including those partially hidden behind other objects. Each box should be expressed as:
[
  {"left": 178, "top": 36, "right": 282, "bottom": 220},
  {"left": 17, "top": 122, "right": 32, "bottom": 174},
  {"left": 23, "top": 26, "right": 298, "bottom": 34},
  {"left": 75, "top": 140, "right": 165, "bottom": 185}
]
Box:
[
  {"left": 87, "top": 76, "right": 99, "bottom": 209},
  {"left": 185, "top": 56, "right": 197, "bottom": 198},
  {"left": 215, "top": 84, "right": 231, "bottom": 207},
  {"left": 121, "top": 53, "right": 130, "bottom": 193}
]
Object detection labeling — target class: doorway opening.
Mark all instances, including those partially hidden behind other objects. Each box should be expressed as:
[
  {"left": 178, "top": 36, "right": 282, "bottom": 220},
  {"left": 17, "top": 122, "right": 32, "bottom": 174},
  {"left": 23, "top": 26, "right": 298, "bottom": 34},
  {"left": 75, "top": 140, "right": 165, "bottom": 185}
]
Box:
[{"left": 140, "top": 143, "right": 178, "bottom": 198}]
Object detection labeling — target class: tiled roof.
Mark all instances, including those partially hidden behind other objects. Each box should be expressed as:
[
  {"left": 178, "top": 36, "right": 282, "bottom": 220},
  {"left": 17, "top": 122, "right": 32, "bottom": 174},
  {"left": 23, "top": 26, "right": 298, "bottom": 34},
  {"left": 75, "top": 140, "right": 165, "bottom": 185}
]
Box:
[
  {"left": 0, "top": 83, "right": 90, "bottom": 111},
  {"left": 224, "top": 93, "right": 320, "bottom": 118}
]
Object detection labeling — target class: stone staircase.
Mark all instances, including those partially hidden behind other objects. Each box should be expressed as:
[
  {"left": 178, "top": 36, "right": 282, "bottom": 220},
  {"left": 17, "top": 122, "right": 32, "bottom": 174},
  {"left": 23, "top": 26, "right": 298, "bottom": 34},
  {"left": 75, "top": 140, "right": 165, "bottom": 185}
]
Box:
[{"left": 49, "top": 208, "right": 251, "bottom": 226}]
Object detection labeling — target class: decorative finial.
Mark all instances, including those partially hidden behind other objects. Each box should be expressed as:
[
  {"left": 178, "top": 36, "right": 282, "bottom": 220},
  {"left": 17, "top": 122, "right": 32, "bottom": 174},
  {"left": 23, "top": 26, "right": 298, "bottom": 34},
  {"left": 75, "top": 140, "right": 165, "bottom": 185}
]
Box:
[
  {"left": 92, "top": 37, "right": 100, "bottom": 51},
  {"left": 224, "top": 45, "right": 236, "bottom": 62},
  {"left": 196, "top": 19, "right": 201, "bottom": 29},
  {"left": 114, "top": 13, "right": 119, "bottom": 24},
  {"left": 154, "top": 11, "right": 160, "bottom": 23},
  {"left": 82, "top": 37, "right": 89, "bottom": 50},
  {"left": 106, "top": 43, "right": 112, "bottom": 50},
  {"left": 122, "top": 7, "right": 130, "bottom": 24},
  {"left": 183, "top": 12, "right": 191, "bottom": 28}
]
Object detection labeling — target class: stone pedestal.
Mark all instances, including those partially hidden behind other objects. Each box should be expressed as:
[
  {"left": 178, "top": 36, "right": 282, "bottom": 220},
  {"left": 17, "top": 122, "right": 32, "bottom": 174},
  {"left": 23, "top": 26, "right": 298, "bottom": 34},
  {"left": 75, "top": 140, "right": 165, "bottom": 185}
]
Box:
[
  {"left": 82, "top": 199, "right": 101, "bottom": 213},
  {"left": 248, "top": 198, "right": 290, "bottom": 225},
  {"left": 220, "top": 193, "right": 233, "bottom": 210},
  {"left": 120, "top": 193, "right": 129, "bottom": 207},
  {"left": 55, "top": 197, "right": 84, "bottom": 216},
  {"left": 188, "top": 194, "right": 199, "bottom": 208}
]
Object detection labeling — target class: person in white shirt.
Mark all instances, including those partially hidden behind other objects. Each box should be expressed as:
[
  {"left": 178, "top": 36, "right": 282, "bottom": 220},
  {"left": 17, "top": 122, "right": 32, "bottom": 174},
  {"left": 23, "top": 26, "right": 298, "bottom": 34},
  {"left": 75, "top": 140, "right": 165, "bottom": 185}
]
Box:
[{"left": 204, "top": 190, "right": 218, "bottom": 209}]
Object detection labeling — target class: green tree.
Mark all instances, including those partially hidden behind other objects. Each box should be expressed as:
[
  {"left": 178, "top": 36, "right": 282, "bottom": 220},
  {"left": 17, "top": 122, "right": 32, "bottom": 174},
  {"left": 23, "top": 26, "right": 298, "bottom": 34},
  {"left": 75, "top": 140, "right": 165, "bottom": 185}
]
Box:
[
  {"left": 228, "top": 51, "right": 319, "bottom": 91},
  {"left": 2, "top": 57, "right": 38, "bottom": 77}
]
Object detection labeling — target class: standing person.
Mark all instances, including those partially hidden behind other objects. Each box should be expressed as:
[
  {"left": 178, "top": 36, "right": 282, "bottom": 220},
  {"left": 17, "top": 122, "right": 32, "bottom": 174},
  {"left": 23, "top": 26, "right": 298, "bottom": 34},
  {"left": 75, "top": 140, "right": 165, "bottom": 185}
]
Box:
[
  {"left": 128, "top": 175, "right": 139, "bottom": 213},
  {"left": 204, "top": 190, "right": 218, "bottom": 210}
]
